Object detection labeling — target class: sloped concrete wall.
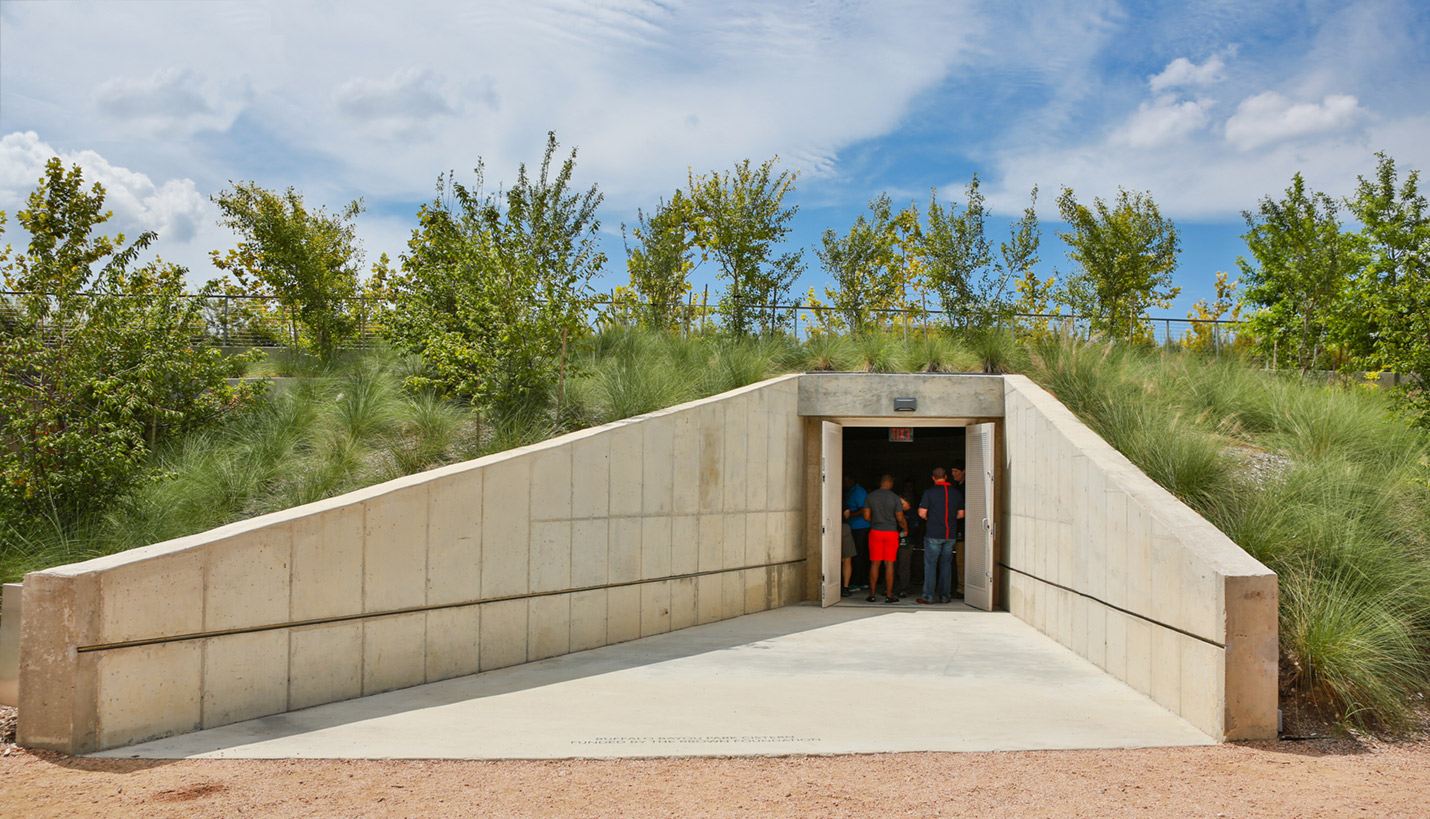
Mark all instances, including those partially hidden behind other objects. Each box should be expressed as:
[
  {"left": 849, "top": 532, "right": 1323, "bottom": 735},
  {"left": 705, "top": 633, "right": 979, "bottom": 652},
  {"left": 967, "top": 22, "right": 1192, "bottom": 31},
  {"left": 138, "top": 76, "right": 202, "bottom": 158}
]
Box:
[
  {"left": 1001, "top": 375, "right": 1278, "bottom": 740},
  {"left": 18, "top": 376, "right": 806, "bottom": 754}
]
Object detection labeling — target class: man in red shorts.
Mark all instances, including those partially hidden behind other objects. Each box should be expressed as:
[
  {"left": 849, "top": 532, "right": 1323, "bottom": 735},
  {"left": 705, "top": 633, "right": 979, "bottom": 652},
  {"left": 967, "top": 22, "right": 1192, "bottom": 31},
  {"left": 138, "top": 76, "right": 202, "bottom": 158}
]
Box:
[{"left": 862, "top": 474, "right": 907, "bottom": 603}]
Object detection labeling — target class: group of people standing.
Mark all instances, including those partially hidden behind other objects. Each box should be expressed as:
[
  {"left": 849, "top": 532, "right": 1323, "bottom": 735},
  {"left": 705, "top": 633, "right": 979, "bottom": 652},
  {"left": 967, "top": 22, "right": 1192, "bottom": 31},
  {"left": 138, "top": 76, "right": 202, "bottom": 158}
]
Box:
[{"left": 841, "top": 463, "right": 966, "bottom": 604}]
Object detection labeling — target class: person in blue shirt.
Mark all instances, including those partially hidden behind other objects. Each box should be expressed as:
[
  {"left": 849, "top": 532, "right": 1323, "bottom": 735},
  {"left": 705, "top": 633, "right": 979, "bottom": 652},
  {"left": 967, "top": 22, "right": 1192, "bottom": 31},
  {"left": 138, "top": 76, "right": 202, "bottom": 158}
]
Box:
[
  {"left": 917, "top": 466, "right": 965, "bottom": 604},
  {"left": 843, "top": 474, "right": 870, "bottom": 594}
]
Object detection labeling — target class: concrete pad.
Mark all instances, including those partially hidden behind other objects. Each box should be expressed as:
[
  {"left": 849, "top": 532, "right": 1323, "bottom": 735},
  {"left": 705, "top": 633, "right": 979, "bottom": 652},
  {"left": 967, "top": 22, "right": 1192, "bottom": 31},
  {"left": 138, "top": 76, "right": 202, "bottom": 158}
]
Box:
[
  {"left": 289, "top": 621, "right": 362, "bottom": 711},
  {"left": 95, "top": 641, "right": 202, "bottom": 749},
  {"left": 97, "top": 605, "right": 1212, "bottom": 760},
  {"left": 425, "top": 474, "right": 481, "bottom": 607},
  {"left": 202, "top": 630, "right": 289, "bottom": 728},
  {"left": 292, "top": 503, "right": 365, "bottom": 620},
  {"left": 206, "top": 525, "right": 291, "bottom": 631}
]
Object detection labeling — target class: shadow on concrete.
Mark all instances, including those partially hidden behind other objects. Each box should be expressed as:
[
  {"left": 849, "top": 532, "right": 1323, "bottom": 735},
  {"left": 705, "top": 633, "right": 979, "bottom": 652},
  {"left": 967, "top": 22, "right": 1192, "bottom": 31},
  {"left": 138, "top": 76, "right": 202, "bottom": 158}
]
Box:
[{"left": 96, "top": 604, "right": 903, "bottom": 759}]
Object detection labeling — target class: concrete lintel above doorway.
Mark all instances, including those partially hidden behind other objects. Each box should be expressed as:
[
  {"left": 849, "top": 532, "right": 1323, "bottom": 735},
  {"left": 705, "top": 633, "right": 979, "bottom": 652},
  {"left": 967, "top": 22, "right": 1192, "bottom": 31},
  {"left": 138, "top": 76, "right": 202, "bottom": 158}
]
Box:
[
  {"left": 797, "top": 372, "right": 1005, "bottom": 420},
  {"left": 819, "top": 416, "right": 997, "bottom": 427}
]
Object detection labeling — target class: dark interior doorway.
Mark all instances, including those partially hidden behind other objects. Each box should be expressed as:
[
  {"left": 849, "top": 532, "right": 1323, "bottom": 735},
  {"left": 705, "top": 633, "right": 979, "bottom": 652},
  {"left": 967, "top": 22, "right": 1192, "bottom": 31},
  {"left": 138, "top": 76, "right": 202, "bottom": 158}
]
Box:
[{"left": 842, "top": 426, "right": 965, "bottom": 595}]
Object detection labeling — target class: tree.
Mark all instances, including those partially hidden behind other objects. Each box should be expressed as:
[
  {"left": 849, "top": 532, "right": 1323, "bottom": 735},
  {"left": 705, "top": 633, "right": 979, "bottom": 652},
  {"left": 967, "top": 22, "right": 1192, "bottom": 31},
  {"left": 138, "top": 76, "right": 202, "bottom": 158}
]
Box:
[
  {"left": 922, "top": 177, "right": 1039, "bottom": 329},
  {"left": 999, "top": 186, "right": 1043, "bottom": 317},
  {"left": 686, "top": 159, "right": 804, "bottom": 335},
  {"left": 622, "top": 191, "right": 695, "bottom": 331},
  {"left": 1347, "top": 153, "right": 1430, "bottom": 423},
  {"left": 1236, "top": 174, "right": 1356, "bottom": 371},
  {"left": 922, "top": 178, "right": 991, "bottom": 328},
  {"left": 1057, "top": 186, "right": 1181, "bottom": 340},
  {"left": 814, "top": 195, "right": 919, "bottom": 335},
  {"left": 211, "top": 184, "right": 366, "bottom": 361},
  {"left": 0, "top": 159, "right": 261, "bottom": 522},
  {"left": 383, "top": 133, "right": 604, "bottom": 418},
  {"left": 1182, "top": 271, "right": 1240, "bottom": 353}
]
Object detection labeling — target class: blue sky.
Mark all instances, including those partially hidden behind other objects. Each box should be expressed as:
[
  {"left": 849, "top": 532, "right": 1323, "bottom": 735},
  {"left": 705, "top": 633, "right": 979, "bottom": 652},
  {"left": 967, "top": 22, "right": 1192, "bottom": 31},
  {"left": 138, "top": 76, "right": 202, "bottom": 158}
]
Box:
[{"left": 3, "top": 0, "right": 1427, "bottom": 319}]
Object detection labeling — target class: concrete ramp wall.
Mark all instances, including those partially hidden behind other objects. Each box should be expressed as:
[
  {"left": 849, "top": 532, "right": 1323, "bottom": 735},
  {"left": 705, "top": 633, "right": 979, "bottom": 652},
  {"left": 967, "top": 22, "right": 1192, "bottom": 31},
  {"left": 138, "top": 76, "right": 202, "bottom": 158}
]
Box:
[
  {"left": 18, "top": 376, "right": 806, "bottom": 754},
  {"left": 1001, "top": 375, "right": 1278, "bottom": 740}
]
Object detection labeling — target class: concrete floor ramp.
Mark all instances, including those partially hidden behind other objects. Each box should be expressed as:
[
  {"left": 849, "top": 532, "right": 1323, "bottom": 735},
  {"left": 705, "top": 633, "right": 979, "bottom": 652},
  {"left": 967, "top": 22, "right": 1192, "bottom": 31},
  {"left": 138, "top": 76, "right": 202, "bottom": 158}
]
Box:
[{"left": 98, "top": 606, "right": 1213, "bottom": 760}]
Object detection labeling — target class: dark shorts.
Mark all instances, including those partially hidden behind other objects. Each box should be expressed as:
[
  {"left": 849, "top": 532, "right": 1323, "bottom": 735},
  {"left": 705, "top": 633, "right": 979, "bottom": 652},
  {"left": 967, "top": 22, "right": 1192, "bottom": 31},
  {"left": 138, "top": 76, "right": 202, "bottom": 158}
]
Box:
[
  {"left": 869, "top": 529, "right": 899, "bottom": 562},
  {"left": 841, "top": 524, "right": 856, "bottom": 558}
]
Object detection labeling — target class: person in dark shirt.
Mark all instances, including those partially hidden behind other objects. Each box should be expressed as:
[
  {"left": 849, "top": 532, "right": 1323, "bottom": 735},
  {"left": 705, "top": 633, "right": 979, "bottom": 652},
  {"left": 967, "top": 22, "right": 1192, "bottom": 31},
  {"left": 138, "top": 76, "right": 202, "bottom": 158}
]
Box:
[
  {"left": 862, "top": 474, "right": 906, "bottom": 603},
  {"left": 917, "top": 466, "right": 965, "bottom": 604}
]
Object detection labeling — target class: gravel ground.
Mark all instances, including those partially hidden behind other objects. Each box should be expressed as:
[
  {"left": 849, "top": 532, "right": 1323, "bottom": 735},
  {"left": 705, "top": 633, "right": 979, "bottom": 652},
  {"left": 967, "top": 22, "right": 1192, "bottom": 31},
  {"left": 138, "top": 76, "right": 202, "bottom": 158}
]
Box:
[{"left": 2, "top": 705, "right": 1427, "bottom": 819}]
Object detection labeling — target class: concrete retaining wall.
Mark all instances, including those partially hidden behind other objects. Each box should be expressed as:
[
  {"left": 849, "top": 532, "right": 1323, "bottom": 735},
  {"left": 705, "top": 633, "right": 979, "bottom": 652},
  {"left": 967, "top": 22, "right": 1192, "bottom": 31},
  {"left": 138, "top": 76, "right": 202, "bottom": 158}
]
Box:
[
  {"left": 1001, "top": 375, "right": 1278, "bottom": 740},
  {"left": 18, "top": 376, "right": 806, "bottom": 754}
]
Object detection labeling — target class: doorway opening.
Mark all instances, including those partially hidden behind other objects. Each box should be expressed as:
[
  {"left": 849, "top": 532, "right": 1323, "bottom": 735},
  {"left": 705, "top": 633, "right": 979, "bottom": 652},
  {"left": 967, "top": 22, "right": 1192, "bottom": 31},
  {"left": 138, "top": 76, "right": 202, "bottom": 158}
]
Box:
[
  {"left": 820, "top": 420, "right": 996, "bottom": 611},
  {"left": 843, "top": 426, "right": 964, "bottom": 604}
]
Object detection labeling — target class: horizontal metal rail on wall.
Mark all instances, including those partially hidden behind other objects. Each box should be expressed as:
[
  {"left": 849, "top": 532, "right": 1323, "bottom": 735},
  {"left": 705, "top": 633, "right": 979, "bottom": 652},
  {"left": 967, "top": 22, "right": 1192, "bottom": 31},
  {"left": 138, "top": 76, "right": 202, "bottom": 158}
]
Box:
[{"left": 72, "top": 558, "right": 808, "bottom": 654}]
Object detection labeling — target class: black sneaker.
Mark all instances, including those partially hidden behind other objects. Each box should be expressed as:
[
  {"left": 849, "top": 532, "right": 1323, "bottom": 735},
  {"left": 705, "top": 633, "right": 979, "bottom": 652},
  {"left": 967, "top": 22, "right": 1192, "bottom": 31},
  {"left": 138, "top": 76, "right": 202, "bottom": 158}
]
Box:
[
  {"left": 866, "top": 595, "right": 877, "bottom": 603},
  {"left": 885, "top": 596, "right": 897, "bottom": 604},
  {"left": 841, "top": 587, "right": 852, "bottom": 597}
]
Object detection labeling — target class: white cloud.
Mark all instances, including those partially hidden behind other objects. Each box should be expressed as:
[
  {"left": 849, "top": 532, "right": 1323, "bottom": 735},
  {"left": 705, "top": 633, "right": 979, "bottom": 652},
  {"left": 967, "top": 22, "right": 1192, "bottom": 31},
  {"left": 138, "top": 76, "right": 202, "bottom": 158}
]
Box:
[
  {"left": 1224, "top": 92, "right": 1363, "bottom": 150},
  {"left": 1149, "top": 56, "right": 1225, "bottom": 93},
  {"left": 1112, "top": 96, "right": 1213, "bottom": 148},
  {"left": 334, "top": 69, "right": 464, "bottom": 140},
  {"left": 0, "top": 131, "right": 211, "bottom": 251},
  {"left": 93, "top": 68, "right": 248, "bottom": 138},
  {"left": 0, "top": 0, "right": 988, "bottom": 210}
]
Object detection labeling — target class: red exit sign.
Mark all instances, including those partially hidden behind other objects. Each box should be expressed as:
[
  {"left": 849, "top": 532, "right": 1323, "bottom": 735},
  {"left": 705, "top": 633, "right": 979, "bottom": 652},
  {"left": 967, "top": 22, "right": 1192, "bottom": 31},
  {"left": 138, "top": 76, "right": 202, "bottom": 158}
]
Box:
[{"left": 889, "top": 428, "right": 913, "bottom": 442}]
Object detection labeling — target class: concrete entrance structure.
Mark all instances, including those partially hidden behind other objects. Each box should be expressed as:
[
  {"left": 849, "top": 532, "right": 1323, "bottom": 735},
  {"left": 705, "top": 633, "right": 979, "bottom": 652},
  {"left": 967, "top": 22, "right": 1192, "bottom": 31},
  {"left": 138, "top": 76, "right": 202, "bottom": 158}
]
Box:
[{"left": 12, "top": 373, "right": 1278, "bottom": 754}]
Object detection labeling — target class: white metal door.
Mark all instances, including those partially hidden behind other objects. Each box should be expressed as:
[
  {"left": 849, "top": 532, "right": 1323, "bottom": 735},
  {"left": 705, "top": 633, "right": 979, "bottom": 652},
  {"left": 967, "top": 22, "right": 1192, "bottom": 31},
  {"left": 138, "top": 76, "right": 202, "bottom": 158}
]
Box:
[
  {"left": 964, "top": 422, "right": 996, "bottom": 611},
  {"left": 821, "top": 421, "right": 843, "bottom": 607}
]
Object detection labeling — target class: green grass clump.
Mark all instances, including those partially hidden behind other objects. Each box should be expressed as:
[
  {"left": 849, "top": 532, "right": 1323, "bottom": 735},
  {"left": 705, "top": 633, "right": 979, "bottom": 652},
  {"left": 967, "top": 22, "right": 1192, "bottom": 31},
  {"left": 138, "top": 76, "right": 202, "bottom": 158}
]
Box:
[
  {"left": 905, "top": 333, "right": 979, "bottom": 373},
  {"left": 801, "top": 333, "right": 856, "bottom": 371}
]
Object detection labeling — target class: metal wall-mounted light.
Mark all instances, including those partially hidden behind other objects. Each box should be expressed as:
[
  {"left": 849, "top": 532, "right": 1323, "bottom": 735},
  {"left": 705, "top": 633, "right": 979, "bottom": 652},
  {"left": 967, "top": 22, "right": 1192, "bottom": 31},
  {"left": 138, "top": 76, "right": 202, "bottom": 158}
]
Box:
[{"left": 894, "top": 397, "right": 917, "bottom": 412}]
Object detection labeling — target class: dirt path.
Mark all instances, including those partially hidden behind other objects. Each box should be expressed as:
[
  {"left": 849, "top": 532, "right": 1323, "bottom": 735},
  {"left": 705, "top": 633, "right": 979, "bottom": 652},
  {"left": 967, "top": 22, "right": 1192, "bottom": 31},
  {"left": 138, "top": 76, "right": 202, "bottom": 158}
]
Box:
[{"left": 2, "top": 732, "right": 1427, "bottom": 818}]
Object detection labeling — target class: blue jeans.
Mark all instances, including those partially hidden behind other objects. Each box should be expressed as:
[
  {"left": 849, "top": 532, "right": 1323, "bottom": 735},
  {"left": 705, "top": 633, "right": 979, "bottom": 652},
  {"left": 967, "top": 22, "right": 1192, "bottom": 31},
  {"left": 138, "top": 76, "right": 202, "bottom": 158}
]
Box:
[{"left": 923, "top": 538, "right": 954, "bottom": 601}]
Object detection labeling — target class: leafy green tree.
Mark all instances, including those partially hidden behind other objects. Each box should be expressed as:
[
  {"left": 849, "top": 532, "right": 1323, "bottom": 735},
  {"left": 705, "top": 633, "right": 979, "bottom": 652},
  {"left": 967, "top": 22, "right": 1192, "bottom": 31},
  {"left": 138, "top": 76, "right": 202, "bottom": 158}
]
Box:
[
  {"left": 687, "top": 158, "right": 803, "bottom": 335},
  {"left": 1347, "top": 153, "right": 1430, "bottom": 423},
  {"left": 1236, "top": 174, "right": 1356, "bottom": 371},
  {"left": 999, "top": 186, "right": 1043, "bottom": 313},
  {"left": 383, "top": 133, "right": 604, "bottom": 418},
  {"left": 1182, "top": 271, "right": 1241, "bottom": 353},
  {"left": 814, "top": 195, "right": 919, "bottom": 334},
  {"left": 1057, "top": 186, "right": 1181, "bottom": 341},
  {"left": 0, "top": 159, "right": 261, "bottom": 522},
  {"left": 922, "top": 178, "right": 991, "bottom": 328},
  {"left": 922, "top": 177, "right": 1039, "bottom": 329},
  {"left": 623, "top": 190, "right": 695, "bottom": 331},
  {"left": 211, "top": 183, "right": 366, "bottom": 361}
]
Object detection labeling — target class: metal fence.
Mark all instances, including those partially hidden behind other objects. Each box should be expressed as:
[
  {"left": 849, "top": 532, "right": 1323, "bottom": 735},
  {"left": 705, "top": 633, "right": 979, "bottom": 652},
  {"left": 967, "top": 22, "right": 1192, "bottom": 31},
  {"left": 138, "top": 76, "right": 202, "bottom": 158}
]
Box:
[
  {"left": 603, "top": 297, "right": 1245, "bottom": 349},
  {"left": 0, "top": 291, "right": 1246, "bottom": 351}
]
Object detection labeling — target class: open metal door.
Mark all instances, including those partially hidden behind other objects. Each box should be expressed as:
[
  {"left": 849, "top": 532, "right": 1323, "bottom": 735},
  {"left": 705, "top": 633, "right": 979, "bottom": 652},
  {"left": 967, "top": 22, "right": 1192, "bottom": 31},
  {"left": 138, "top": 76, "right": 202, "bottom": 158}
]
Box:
[
  {"left": 820, "top": 421, "right": 843, "bottom": 607},
  {"left": 964, "top": 422, "right": 996, "bottom": 611}
]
